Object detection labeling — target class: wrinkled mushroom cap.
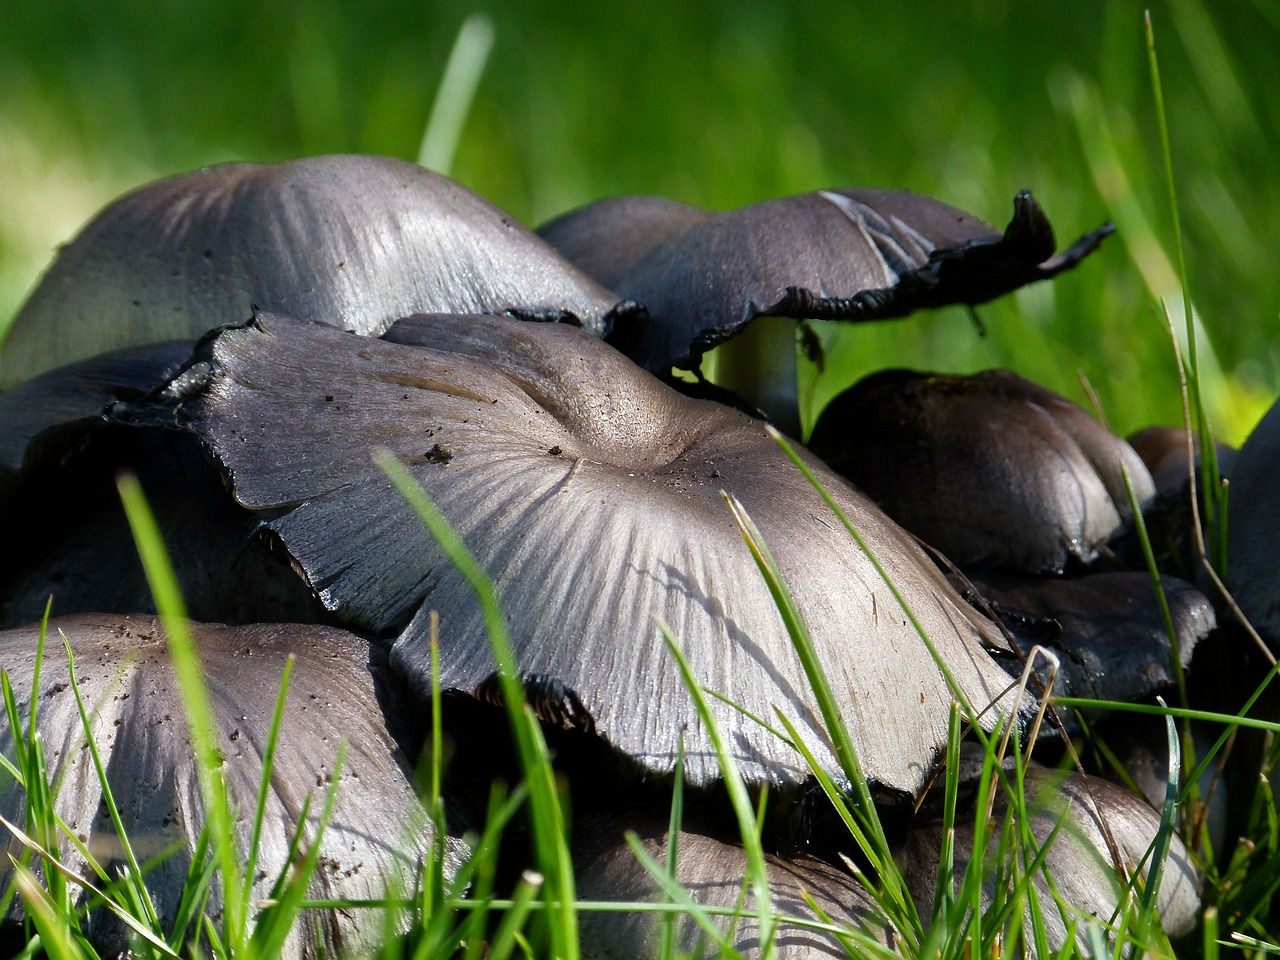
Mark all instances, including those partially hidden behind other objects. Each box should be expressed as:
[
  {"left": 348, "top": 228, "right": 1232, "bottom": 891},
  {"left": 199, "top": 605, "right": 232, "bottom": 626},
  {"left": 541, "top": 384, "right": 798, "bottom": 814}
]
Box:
[
  {"left": 1, "top": 154, "right": 624, "bottom": 387},
  {"left": 116, "top": 311, "right": 1026, "bottom": 798},
  {"left": 809, "top": 369, "right": 1156, "bottom": 574},
  {"left": 563, "top": 189, "right": 1110, "bottom": 375},
  {"left": 0, "top": 614, "right": 458, "bottom": 959}
]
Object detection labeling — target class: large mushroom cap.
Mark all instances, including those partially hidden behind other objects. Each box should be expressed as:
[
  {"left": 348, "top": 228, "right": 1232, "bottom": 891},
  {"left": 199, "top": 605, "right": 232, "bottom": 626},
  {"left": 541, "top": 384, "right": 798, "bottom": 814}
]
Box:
[
  {"left": 116, "top": 311, "right": 1024, "bottom": 798},
  {"left": 1, "top": 154, "right": 626, "bottom": 387},
  {"left": 576, "top": 189, "right": 1111, "bottom": 375},
  {"left": 0, "top": 614, "right": 457, "bottom": 959},
  {"left": 809, "top": 369, "right": 1156, "bottom": 574}
]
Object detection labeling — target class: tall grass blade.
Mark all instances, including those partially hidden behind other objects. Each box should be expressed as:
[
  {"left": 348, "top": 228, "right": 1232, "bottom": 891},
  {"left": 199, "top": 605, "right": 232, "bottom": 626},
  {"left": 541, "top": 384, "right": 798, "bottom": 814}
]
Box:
[
  {"left": 659, "top": 622, "right": 775, "bottom": 958},
  {"left": 375, "top": 449, "right": 577, "bottom": 958},
  {"left": 418, "top": 14, "right": 495, "bottom": 175},
  {"left": 1145, "top": 11, "right": 1226, "bottom": 573}
]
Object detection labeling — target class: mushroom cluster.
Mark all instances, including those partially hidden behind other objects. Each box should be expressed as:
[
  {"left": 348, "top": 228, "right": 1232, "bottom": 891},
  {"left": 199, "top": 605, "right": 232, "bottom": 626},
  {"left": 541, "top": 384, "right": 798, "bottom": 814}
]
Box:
[{"left": 0, "top": 154, "right": 1218, "bottom": 956}]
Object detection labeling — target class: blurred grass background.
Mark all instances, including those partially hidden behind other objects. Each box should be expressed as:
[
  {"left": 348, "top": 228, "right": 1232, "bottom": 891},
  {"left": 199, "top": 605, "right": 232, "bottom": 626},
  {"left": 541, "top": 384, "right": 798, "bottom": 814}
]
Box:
[{"left": 1, "top": 0, "right": 1276, "bottom": 443}]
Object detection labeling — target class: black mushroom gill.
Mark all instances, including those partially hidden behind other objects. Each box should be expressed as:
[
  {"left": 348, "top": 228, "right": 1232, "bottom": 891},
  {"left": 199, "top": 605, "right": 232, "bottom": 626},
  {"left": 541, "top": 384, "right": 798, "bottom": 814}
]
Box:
[
  {"left": 0, "top": 614, "right": 461, "bottom": 960},
  {"left": 0, "top": 154, "right": 635, "bottom": 388},
  {"left": 111, "top": 310, "right": 1027, "bottom": 799}
]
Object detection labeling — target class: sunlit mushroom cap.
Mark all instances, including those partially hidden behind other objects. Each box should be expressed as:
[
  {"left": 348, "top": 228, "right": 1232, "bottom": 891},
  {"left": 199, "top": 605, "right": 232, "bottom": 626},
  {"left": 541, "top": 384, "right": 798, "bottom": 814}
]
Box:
[
  {"left": 1, "top": 154, "right": 627, "bottom": 387},
  {"left": 542, "top": 189, "right": 1111, "bottom": 375},
  {"left": 809, "top": 369, "right": 1156, "bottom": 574},
  {"left": 115, "top": 311, "right": 1026, "bottom": 798},
  {"left": 0, "top": 614, "right": 458, "bottom": 959},
  {"left": 901, "top": 766, "right": 1200, "bottom": 949}
]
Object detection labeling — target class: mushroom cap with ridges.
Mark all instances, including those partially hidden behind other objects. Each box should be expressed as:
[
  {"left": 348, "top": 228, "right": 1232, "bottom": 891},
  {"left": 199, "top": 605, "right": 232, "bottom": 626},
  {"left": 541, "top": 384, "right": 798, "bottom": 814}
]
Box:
[
  {"left": 901, "top": 766, "right": 1200, "bottom": 949},
  {"left": 573, "top": 812, "right": 895, "bottom": 958},
  {"left": 0, "top": 614, "right": 459, "bottom": 960},
  {"left": 115, "top": 311, "right": 1026, "bottom": 798},
  {"left": 591, "top": 189, "right": 1111, "bottom": 375}
]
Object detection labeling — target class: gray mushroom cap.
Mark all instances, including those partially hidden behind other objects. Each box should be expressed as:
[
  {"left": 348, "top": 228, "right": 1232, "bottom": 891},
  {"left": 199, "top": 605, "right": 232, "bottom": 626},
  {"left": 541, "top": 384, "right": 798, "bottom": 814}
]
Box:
[
  {"left": 573, "top": 189, "right": 1111, "bottom": 375},
  {"left": 0, "top": 614, "right": 459, "bottom": 959},
  {"left": 901, "top": 766, "right": 1201, "bottom": 950},
  {"left": 0, "top": 344, "right": 327, "bottom": 628},
  {"left": 809, "top": 369, "right": 1157, "bottom": 574},
  {"left": 537, "top": 195, "right": 713, "bottom": 292},
  {"left": 573, "top": 813, "right": 895, "bottom": 958},
  {"left": 0, "top": 340, "right": 194, "bottom": 476},
  {"left": 1, "top": 154, "right": 627, "bottom": 387},
  {"left": 115, "top": 311, "right": 1026, "bottom": 797}
]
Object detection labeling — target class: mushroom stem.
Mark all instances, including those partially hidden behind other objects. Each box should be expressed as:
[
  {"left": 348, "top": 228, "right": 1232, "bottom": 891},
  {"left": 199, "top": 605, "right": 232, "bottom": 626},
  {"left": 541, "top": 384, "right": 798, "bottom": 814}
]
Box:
[{"left": 702, "top": 315, "right": 801, "bottom": 437}]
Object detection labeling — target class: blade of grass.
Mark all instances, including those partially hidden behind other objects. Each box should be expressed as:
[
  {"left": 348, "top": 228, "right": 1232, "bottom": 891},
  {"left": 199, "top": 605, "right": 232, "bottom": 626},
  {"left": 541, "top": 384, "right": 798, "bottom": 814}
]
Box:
[
  {"left": 117, "top": 471, "right": 246, "bottom": 950},
  {"left": 375, "top": 449, "right": 577, "bottom": 959},
  {"left": 659, "top": 622, "right": 775, "bottom": 958},
  {"left": 418, "top": 14, "right": 495, "bottom": 175}
]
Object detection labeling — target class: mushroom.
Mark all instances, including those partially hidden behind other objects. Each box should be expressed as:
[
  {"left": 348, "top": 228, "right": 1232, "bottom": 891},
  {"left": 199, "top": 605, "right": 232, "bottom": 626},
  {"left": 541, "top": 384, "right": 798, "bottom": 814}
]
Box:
[
  {"left": 1225, "top": 392, "right": 1280, "bottom": 648},
  {"left": 537, "top": 195, "right": 712, "bottom": 291},
  {"left": 0, "top": 613, "right": 461, "bottom": 959},
  {"left": 1, "top": 154, "right": 637, "bottom": 387},
  {"left": 113, "top": 310, "right": 1026, "bottom": 801},
  {"left": 901, "top": 765, "right": 1200, "bottom": 950},
  {"left": 0, "top": 340, "right": 194, "bottom": 475},
  {"left": 0, "top": 346, "right": 327, "bottom": 627},
  {"left": 957, "top": 571, "right": 1213, "bottom": 707},
  {"left": 540, "top": 189, "right": 1112, "bottom": 432},
  {"left": 807, "top": 369, "right": 1156, "bottom": 574},
  {"left": 572, "top": 811, "right": 895, "bottom": 958}
]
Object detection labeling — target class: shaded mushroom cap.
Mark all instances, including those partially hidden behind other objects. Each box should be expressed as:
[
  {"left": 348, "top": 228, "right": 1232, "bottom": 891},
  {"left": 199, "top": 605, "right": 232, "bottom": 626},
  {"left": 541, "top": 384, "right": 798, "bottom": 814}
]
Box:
[
  {"left": 115, "top": 311, "right": 1026, "bottom": 798},
  {"left": 958, "top": 571, "right": 1212, "bottom": 706},
  {"left": 808, "top": 369, "right": 1157, "bottom": 574},
  {"left": 582, "top": 189, "right": 1111, "bottom": 375},
  {"left": 0, "top": 614, "right": 459, "bottom": 959},
  {"left": 537, "top": 195, "right": 713, "bottom": 291},
  {"left": 1126, "top": 425, "right": 1237, "bottom": 496},
  {"left": 901, "top": 766, "right": 1200, "bottom": 950},
  {"left": 0, "top": 424, "right": 330, "bottom": 629},
  {"left": 573, "top": 812, "right": 895, "bottom": 958},
  {"left": 0, "top": 340, "right": 194, "bottom": 475},
  {"left": 1, "top": 154, "right": 629, "bottom": 387},
  {"left": 1227, "top": 393, "right": 1280, "bottom": 647}
]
